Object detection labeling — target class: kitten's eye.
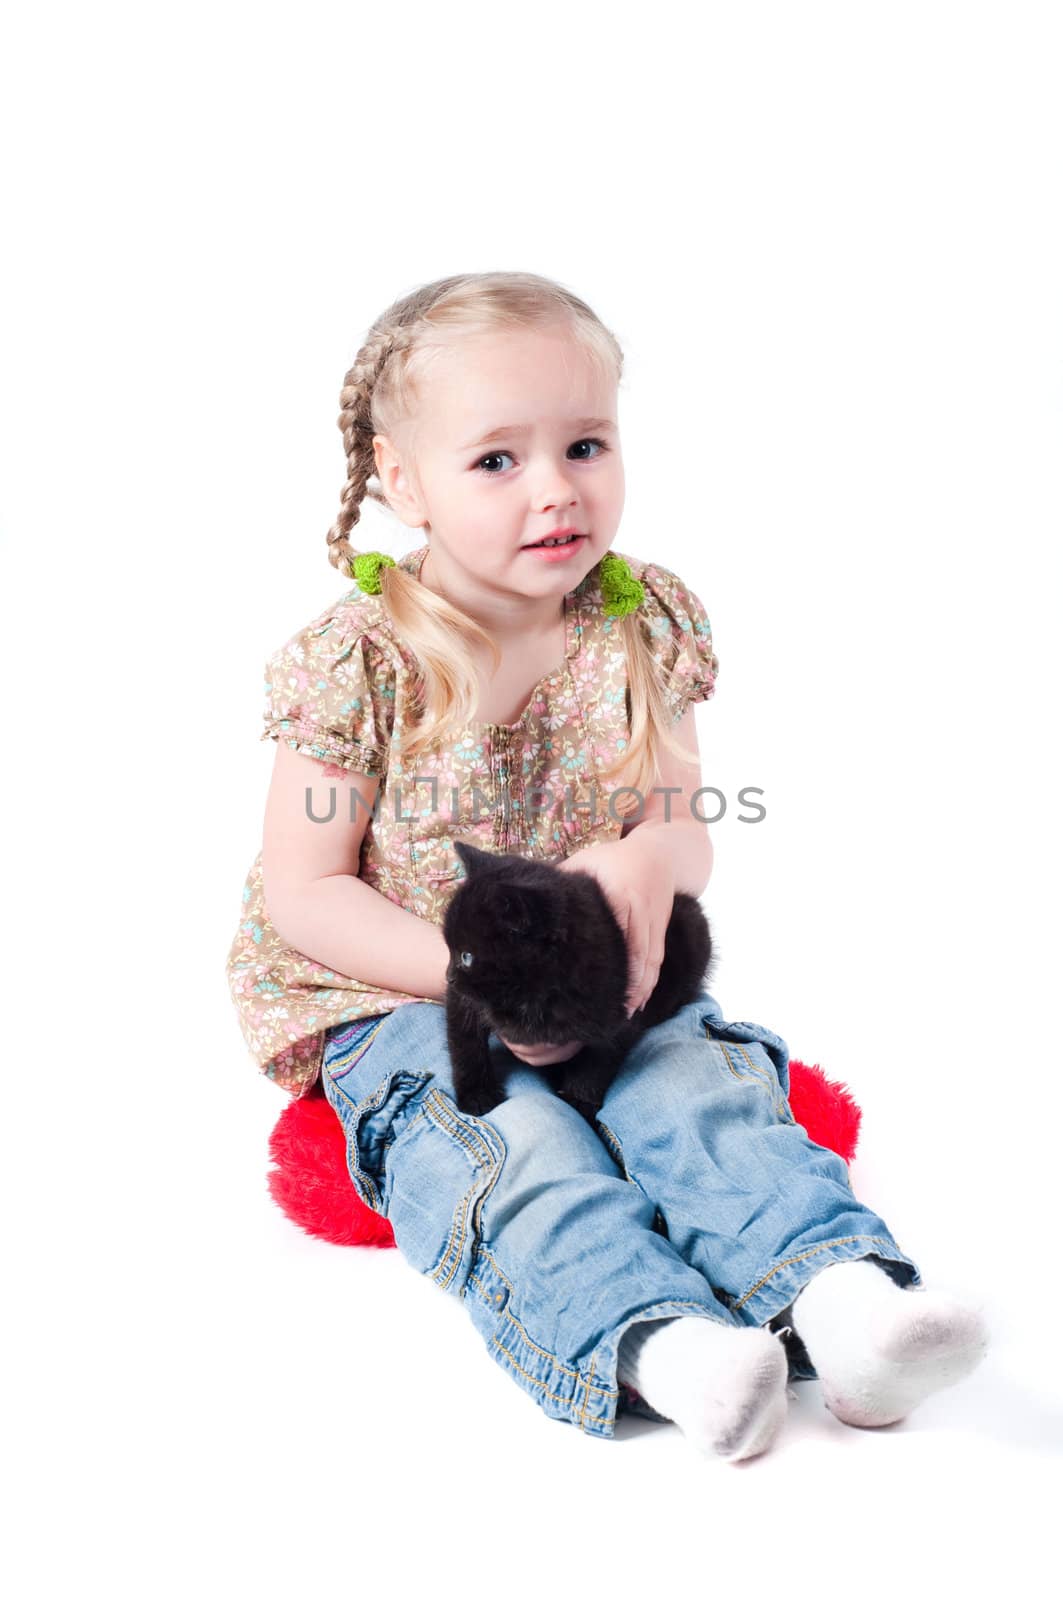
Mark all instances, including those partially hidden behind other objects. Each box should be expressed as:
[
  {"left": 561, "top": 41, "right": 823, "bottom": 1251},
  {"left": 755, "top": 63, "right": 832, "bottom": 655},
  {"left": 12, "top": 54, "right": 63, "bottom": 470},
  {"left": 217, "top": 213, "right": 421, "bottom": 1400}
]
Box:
[{"left": 460, "top": 951, "right": 474, "bottom": 968}]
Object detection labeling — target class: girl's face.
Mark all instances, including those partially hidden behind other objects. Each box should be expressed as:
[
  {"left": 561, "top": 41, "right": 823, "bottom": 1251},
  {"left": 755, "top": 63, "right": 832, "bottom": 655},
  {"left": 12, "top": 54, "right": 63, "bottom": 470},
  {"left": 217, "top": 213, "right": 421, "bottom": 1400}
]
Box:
[{"left": 375, "top": 324, "right": 625, "bottom": 606}]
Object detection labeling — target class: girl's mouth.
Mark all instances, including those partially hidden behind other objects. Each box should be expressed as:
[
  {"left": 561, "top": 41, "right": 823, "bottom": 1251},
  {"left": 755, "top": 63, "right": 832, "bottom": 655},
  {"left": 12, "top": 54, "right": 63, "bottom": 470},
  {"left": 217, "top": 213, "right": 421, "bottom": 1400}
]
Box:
[{"left": 521, "top": 533, "right": 587, "bottom": 562}]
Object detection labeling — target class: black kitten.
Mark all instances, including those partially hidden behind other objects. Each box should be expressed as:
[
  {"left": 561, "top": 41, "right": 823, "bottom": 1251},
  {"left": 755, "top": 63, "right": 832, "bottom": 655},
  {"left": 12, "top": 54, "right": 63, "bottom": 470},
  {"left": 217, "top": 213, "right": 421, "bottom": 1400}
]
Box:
[{"left": 442, "top": 841, "right": 715, "bottom": 1125}]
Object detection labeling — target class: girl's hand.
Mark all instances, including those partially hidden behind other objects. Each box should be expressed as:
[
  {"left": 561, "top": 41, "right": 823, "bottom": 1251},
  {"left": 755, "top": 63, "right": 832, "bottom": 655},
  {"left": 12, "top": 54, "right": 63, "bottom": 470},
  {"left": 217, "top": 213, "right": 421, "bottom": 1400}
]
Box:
[
  {"left": 558, "top": 833, "right": 676, "bottom": 1015},
  {"left": 497, "top": 1036, "right": 583, "bottom": 1067}
]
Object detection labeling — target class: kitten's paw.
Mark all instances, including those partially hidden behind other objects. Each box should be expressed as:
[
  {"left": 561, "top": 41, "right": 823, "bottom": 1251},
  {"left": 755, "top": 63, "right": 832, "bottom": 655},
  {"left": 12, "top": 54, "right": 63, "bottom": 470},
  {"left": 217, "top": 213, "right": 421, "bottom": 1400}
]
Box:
[{"left": 459, "top": 1086, "right": 505, "bottom": 1118}]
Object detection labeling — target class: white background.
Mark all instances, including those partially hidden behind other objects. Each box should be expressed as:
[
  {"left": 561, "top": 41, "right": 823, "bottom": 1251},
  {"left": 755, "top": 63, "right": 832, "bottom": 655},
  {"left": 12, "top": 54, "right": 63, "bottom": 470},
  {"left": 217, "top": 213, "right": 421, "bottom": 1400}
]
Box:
[{"left": 3, "top": 2, "right": 1060, "bottom": 1595}]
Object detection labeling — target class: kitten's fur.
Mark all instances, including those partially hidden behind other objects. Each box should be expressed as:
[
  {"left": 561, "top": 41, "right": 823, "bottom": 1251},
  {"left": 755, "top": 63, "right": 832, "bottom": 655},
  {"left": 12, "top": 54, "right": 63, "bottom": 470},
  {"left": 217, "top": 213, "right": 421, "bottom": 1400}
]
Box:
[{"left": 442, "top": 841, "right": 715, "bottom": 1124}]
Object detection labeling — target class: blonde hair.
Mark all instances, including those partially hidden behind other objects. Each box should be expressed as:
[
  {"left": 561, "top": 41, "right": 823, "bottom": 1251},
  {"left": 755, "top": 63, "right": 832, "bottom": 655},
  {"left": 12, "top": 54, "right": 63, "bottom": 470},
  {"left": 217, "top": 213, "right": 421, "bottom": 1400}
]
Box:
[{"left": 325, "top": 270, "right": 697, "bottom": 798}]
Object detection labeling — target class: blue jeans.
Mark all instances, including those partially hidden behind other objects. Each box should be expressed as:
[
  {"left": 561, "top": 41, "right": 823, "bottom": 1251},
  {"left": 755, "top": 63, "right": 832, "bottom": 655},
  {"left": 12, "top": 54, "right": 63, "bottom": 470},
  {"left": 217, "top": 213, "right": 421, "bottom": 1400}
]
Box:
[{"left": 321, "top": 992, "right": 922, "bottom": 1440}]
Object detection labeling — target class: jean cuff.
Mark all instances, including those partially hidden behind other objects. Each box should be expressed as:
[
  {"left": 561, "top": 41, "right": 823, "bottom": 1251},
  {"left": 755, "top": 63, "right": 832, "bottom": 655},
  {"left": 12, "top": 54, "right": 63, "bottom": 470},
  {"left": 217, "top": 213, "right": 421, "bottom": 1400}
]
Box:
[{"left": 735, "top": 1235, "right": 924, "bottom": 1330}]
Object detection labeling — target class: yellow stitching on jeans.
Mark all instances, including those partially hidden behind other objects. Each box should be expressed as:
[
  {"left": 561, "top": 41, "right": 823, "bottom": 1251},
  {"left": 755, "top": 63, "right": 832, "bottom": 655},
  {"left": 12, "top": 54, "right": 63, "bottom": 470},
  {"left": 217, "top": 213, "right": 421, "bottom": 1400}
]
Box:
[
  {"left": 327, "top": 1048, "right": 431, "bottom": 1208},
  {"left": 722, "top": 1040, "right": 772, "bottom": 1090},
  {"left": 718, "top": 1041, "right": 743, "bottom": 1080},
  {"left": 325, "top": 1017, "right": 388, "bottom": 1081},
  {"left": 331, "top": 1078, "right": 391, "bottom": 1209},
  {"left": 424, "top": 1089, "right": 494, "bottom": 1163},
  {"left": 467, "top": 1274, "right": 494, "bottom": 1308},
  {"left": 500, "top": 1303, "right": 584, "bottom": 1378},
  {"left": 434, "top": 1191, "right": 475, "bottom": 1287},
  {"left": 431, "top": 1155, "right": 485, "bottom": 1288},
  {"left": 471, "top": 1128, "right": 505, "bottom": 1246},
  {"left": 489, "top": 1339, "right": 582, "bottom": 1404},
  {"left": 429, "top": 1088, "right": 493, "bottom": 1152},
  {"left": 596, "top": 1121, "right": 630, "bottom": 1175},
  {"left": 489, "top": 1335, "right": 613, "bottom": 1407},
  {"left": 578, "top": 1356, "right": 598, "bottom": 1432},
  {"left": 483, "top": 1280, "right": 740, "bottom": 1421},
  {"left": 735, "top": 1041, "right": 792, "bottom": 1119},
  {"left": 734, "top": 1041, "right": 770, "bottom": 1083},
  {"left": 706, "top": 1027, "right": 773, "bottom": 1094},
  {"left": 426, "top": 1090, "right": 499, "bottom": 1285},
  {"left": 476, "top": 1243, "right": 726, "bottom": 1383},
  {"left": 423, "top": 1090, "right": 499, "bottom": 1289},
  {"left": 500, "top": 1294, "right": 717, "bottom": 1384},
  {"left": 725, "top": 1040, "right": 791, "bottom": 1119},
  {"left": 734, "top": 1236, "right": 902, "bottom": 1309},
  {"left": 481, "top": 1245, "right": 516, "bottom": 1297},
  {"left": 362, "top": 1105, "right": 429, "bottom": 1213}
]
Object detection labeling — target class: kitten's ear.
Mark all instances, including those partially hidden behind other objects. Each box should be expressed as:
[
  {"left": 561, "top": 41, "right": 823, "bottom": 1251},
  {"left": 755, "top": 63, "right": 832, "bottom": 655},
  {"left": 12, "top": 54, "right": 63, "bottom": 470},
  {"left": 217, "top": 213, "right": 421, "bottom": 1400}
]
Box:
[{"left": 454, "top": 840, "right": 491, "bottom": 875}]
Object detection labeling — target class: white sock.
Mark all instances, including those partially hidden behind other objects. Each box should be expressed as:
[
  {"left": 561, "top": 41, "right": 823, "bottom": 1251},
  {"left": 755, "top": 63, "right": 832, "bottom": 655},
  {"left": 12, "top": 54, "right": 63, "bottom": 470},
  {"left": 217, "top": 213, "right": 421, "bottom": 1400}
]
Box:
[
  {"left": 617, "top": 1315, "right": 790, "bottom": 1461},
  {"left": 789, "top": 1258, "right": 990, "bottom": 1427}
]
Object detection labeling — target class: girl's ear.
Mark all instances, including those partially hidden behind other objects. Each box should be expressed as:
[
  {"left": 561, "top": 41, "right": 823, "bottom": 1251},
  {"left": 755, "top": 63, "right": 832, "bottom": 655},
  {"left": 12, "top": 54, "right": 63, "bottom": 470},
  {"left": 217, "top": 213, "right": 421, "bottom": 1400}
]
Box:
[{"left": 372, "top": 433, "right": 430, "bottom": 531}]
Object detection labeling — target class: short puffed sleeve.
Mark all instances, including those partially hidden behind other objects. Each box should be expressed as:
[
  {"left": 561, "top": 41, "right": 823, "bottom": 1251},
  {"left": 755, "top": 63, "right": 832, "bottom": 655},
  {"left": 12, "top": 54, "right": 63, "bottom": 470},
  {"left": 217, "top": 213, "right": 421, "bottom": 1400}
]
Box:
[
  {"left": 638, "top": 561, "right": 720, "bottom": 722},
  {"left": 260, "top": 608, "right": 395, "bottom": 776}
]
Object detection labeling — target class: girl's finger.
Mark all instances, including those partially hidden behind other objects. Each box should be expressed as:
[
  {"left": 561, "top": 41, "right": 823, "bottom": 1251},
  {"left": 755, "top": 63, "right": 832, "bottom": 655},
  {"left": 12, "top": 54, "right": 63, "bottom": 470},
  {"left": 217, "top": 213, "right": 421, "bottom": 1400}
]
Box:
[
  {"left": 626, "top": 919, "right": 650, "bottom": 1014},
  {"left": 635, "top": 934, "right": 666, "bottom": 1012}
]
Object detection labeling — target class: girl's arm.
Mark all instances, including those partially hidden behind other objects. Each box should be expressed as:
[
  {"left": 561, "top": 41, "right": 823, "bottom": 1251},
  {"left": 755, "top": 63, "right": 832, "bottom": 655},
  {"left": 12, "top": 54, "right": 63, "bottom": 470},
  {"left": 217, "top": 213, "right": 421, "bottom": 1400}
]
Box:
[
  {"left": 618, "top": 706, "right": 714, "bottom": 896},
  {"left": 559, "top": 706, "right": 712, "bottom": 1012},
  {"left": 261, "top": 742, "right": 449, "bottom": 1000}
]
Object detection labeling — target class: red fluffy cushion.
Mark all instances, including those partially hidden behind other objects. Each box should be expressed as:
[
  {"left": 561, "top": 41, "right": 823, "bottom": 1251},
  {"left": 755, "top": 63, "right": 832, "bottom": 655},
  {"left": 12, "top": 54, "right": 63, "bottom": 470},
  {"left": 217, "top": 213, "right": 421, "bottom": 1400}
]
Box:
[
  {"left": 267, "top": 1057, "right": 862, "bottom": 1247},
  {"left": 267, "top": 1094, "right": 396, "bottom": 1248},
  {"left": 787, "top": 1057, "right": 862, "bottom": 1163}
]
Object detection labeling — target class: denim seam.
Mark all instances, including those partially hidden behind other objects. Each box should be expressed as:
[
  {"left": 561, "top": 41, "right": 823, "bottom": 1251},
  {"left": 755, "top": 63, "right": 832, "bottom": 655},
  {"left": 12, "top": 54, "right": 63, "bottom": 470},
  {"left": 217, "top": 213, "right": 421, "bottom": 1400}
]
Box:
[
  {"left": 734, "top": 1234, "right": 904, "bottom": 1309},
  {"left": 732, "top": 1041, "right": 771, "bottom": 1085},
  {"left": 467, "top": 1274, "right": 499, "bottom": 1309},
  {"left": 324, "top": 1016, "right": 389, "bottom": 1082},
  {"left": 492, "top": 1293, "right": 738, "bottom": 1426},
  {"left": 480, "top": 1244, "right": 516, "bottom": 1297},
  {"left": 475, "top": 1243, "right": 613, "bottom": 1387},
  {"left": 326, "top": 1056, "right": 434, "bottom": 1210},
  {"left": 469, "top": 1129, "right": 507, "bottom": 1264},
  {"left": 479, "top": 1241, "right": 719, "bottom": 1395},
  {"left": 426, "top": 1105, "right": 490, "bottom": 1289},
  {"left": 577, "top": 1357, "right": 598, "bottom": 1431},
  {"left": 593, "top": 1120, "right": 660, "bottom": 1210},
  {"left": 494, "top": 1303, "right": 616, "bottom": 1389},
  {"left": 722, "top": 1039, "right": 792, "bottom": 1120},
  {"left": 595, "top": 1121, "right": 630, "bottom": 1176},
  {"left": 720, "top": 1039, "right": 768, "bottom": 1087},
  {"left": 433, "top": 1173, "right": 481, "bottom": 1288},
  {"left": 376, "top": 1104, "right": 429, "bottom": 1215},
  {"left": 489, "top": 1340, "right": 609, "bottom": 1416},
  {"left": 422, "top": 1089, "right": 503, "bottom": 1291},
  {"left": 423, "top": 1087, "right": 495, "bottom": 1165}
]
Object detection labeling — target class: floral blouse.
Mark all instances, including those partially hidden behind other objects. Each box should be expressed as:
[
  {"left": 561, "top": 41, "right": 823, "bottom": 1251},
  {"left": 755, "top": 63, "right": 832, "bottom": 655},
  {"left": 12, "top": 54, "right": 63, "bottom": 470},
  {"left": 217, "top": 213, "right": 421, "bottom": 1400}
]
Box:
[{"left": 225, "top": 545, "right": 719, "bottom": 1098}]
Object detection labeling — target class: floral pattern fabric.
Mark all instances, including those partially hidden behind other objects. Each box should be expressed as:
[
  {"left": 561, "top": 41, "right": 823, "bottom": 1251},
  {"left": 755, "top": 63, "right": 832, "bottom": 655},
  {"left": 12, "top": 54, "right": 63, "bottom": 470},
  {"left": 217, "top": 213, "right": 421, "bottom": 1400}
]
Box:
[{"left": 225, "top": 545, "right": 719, "bottom": 1097}]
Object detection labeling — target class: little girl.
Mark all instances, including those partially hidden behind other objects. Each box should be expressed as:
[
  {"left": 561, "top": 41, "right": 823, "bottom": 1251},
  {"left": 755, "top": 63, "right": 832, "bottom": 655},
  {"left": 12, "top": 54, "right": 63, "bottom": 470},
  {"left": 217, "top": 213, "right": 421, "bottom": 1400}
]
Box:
[{"left": 227, "top": 270, "right": 988, "bottom": 1460}]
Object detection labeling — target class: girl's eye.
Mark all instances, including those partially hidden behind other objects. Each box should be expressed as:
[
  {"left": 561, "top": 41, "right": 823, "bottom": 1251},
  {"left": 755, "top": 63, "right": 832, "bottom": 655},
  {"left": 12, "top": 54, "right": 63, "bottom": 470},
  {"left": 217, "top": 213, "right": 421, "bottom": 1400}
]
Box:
[
  {"left": 476, "top": 451, "right": 515, "bottom": 474},
  {"left": 568, "top": 436, "right": 609, "bottom": 462},
  {"left": 473, "top": 437, "right": 610, "bottom": 475},
  {"left": 460, "top": 950, "right": 474, "bottom": 968}
]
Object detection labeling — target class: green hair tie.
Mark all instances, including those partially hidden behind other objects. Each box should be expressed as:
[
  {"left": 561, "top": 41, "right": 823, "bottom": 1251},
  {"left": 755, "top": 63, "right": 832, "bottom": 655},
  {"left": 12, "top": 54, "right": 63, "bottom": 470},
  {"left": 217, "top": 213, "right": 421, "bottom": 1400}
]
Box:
[
  {"left": 350, "top": 550, "right": 396, "bottom": 595},
  {"left": 599, "top": 552, "right": 645, "bottom": 618}
]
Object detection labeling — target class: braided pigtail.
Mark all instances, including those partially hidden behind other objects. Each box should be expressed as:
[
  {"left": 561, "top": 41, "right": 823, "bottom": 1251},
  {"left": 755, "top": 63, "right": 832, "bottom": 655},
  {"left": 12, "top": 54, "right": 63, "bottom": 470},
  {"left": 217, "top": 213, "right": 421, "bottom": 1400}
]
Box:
[{"left": 326, "top": 323, "right": 416, "bottom": 579}]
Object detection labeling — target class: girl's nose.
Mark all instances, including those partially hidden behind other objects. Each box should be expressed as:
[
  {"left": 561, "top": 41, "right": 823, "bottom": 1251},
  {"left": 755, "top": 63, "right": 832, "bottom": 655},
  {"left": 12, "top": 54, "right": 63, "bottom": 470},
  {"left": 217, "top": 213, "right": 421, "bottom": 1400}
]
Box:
[{"left": 530, "top": 464, "right": 579, "bottom": 513}]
